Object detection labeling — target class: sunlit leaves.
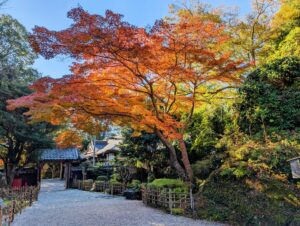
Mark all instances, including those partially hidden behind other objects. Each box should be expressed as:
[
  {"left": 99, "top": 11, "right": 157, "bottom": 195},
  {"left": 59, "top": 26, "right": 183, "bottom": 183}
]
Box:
[{"left": 8, "top": 7, "right": 243, "bottom": 143}]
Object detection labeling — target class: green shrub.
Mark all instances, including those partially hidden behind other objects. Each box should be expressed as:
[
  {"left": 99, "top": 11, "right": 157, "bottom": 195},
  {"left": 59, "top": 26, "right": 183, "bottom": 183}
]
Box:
[
  {"left": 171, "top": 208, "right": 184, "bottom": 215},
  {"left": 128, "top": 179, "right": 142, "bottom": 191},
  {"left": 130, "top": 179, "right": 141, "bottom": 186},
  {"left": 192, "top": 154, "right": 224, "bottom": 179},
  {"left": 148, "top": 178, "right": 188, "bottom": 192},
  {"left": 96, "top": 176, "right": 108, "bottom": 181},
  {"left": 127, "top": 180, "right": 142, "bottom": 192},
  {"left": 110, "top": 181, "right": 122, "bottom": 186},
  {"left": 110, "top": 173, "right": 121, "bottom": 183}
]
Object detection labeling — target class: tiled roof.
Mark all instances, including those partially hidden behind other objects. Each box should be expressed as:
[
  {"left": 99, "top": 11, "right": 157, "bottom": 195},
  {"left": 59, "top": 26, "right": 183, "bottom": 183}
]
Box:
[
  {"left": 95, "top": 141, "right": 108, "bottom": 150},
  {"left": 96, "top": 139, "right": 121, "bottom": 155},
  {"left": 84, "top": 137, "right": 122, "bottom": 158},
  {"left": 40, "top": 148, "right": 81, "bottom": 161}
]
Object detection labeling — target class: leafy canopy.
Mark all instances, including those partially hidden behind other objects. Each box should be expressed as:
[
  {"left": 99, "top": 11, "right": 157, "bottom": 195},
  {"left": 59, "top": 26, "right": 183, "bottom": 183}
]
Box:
[{"left": 8, "top": 7, "right": 244, "bottom": 140}]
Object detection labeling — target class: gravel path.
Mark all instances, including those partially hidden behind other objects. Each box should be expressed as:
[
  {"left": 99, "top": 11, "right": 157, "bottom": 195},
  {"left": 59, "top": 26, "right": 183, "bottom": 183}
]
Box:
[{"left": 12, "top": 179, "right": 223, "bottom": 226}]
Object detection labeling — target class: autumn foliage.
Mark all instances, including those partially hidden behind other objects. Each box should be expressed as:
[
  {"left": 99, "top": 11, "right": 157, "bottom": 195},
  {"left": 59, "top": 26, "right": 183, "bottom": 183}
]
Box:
[
  {"left": 8, "top": 7, "right": 244, "bottom": 181},
  {"left": 54, "top": 130, "right": 83, "bottom": 149}
]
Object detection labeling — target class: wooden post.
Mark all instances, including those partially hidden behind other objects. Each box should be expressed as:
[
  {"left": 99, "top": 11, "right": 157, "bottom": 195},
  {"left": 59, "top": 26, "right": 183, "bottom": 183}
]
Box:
[
  {"left": 8, "top": 207, "right": 11, "bottom": 226},
  {"left": 20, "top": 192, "right": 23, "bottom": 214},
  {"left": 111, "top": 183, "right": 114, "bottom": 195},
  {"left": 169, "top": 189, "right": 172, "bottom": 214},
  {"left": 64, "top": 162, "right": 71, "bottom": 189},
  {"left": 11, "top": 201, "right": 15, "bottom": 222},
  {"left": 0, "top": 206, "right": 2, "bottom": 226},
  {"left": 64, "top": 162, "right": 68, "bottom": 189},
  {"left": 59, "top": 162, "right": 64, "bottom": 180},
  {"left": 36, "top": 163, "right": 42, "bottom": 185},
  {"left": 29, "top": 189, "right": 33, "bottom": 206},
  {"left": 190, "top": 187, "right": 194, "bottom": 211}
]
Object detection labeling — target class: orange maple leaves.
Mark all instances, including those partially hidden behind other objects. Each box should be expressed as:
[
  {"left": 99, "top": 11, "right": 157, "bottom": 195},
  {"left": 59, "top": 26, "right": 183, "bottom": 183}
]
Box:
[{"left": 8, "top": 7, "right": 244, "bottom": 150}]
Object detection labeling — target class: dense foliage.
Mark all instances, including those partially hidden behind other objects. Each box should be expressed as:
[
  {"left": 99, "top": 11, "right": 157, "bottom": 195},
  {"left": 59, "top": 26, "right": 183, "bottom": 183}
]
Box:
[
  {"left": 195, "top": 58, "right": 300, "bottom": 225},
  {"left": 238, "top": 57, "right": 300, "bottom": 136},
  {"left": 119, "top": 129, "right": 171, "bottom": 180},
  {"left": 148, "top": 178, "right": 188, "bottom": 192},
  {"left": 0, "top": 14, "right": 55, "bottom": 185}
]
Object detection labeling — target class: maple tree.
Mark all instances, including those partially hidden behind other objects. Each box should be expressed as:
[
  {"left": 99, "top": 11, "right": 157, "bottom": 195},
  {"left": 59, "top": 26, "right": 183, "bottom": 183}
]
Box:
[{"left": 8, "top": 7, "right": 244, "bottom": 181}]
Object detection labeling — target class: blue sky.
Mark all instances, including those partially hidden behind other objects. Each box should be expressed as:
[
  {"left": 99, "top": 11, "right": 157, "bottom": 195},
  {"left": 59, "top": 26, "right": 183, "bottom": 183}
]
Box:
[{"left": 3, "top": 0, "right": 251, "bottom": 78}]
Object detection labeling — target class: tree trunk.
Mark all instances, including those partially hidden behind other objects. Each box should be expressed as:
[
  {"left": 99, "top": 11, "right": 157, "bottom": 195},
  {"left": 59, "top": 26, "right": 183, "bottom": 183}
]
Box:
[
  {"left": 6, "top": 163, "right": 16, "bottom": 186},
  {"left": 178, "top": 139, "right": 193, "bottom": 182},
  {"left": 155, "top": 130, "right": 188, "bottom": 180}
]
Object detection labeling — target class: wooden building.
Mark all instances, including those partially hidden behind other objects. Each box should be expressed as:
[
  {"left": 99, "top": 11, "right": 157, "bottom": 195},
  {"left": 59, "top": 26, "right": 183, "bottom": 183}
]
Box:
[{"left": 84, "top": 136, "right": 122, "bottom": 166}]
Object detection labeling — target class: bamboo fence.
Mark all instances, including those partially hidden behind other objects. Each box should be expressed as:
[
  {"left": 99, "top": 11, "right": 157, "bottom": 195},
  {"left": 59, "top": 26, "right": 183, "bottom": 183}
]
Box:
[
  {"left": 71, "top": 180, "right": 125, "bottom": 195},
  {"left": 0, "top": 186, "right": 40, "bottom": 226},
  {"left": 142, "top": 187, "right": 194, "bottom": 214}
]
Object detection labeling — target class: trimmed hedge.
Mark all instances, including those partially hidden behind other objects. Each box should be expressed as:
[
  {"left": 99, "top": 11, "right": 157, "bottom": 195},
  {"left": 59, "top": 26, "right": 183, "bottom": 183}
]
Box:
[
  {"left": 148, "top": 178, "right": 188, "bottom": 192},
  {"left": 96, "top": 176, "right": 108, "bottom": 181}
]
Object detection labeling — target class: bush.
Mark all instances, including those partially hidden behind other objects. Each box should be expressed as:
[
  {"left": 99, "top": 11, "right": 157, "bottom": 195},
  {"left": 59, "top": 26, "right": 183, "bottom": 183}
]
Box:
[
  {"left": 220, "top": 137, "right": 300, "bottom": 180},
  {"left": 197, "top": 177, "right": 300, "bottom": 226},
  {"left": 192, "top": 153, "right": 224, "bottom": 179},
  {"left": 110, "top": 181, "right": 122, "bottom": 186},
  {"left": 148, "top": 178, "right": 188, "bottom": 192},
  {"left": 171, "top": 208, "right": 184, "bottom": 215},
  {"left": 110, "top": 173, "right": 121, "bottom": 183},
  {"left": 193, "top": 129, "right": 300, "bottom": 225},
  {"left": 128, "top": 179, "right": 141, "bottom": 190},
  {"left": 96, "top": 176, "right": 108, "bottom": 181}
]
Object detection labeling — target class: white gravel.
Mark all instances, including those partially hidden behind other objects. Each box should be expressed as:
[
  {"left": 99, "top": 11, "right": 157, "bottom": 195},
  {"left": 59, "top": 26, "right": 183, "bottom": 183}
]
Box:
[{"left": 12, "top": 179, "right": 223, "bottom": 226}]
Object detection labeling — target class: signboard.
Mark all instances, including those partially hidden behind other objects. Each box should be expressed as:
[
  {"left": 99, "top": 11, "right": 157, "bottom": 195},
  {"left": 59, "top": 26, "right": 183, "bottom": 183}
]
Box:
[{"left": 290, "top": 159, "right": 300, "bottom": 179}]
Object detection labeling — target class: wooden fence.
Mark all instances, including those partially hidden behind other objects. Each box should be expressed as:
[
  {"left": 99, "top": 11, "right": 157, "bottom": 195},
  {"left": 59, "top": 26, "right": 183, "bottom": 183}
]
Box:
[
  {"left": 142, "top": 187, "right": 194, "bottom": 214},
  {"left": 0, "top": 186, "right": 40, "bottom": 226},
  {"left": 71, "top": 180, "right": 125, "bottom": 195}
]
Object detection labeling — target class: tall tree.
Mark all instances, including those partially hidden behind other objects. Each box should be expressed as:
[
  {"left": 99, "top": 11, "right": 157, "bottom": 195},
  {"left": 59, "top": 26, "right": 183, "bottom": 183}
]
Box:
[
  {"left": 271, "top": 0, "right": 300, "bottom": 44},
  {"left": 237, "top": 56, "right": 300, "bottom": 138},
  {"left": 227, "top": 0, "right": 278, "bottom": 66},
  {"left": 8, "top": 7, "right": 244, "bottom": 181},
  {"left": 268, "top": 0, "right": 300, "bottom": 60},
  {"left": 0, "top": 15, "right": 37, "bottom": 84},
  {"left": 0, "top": 15, "right": 55, "bottom": 185}
]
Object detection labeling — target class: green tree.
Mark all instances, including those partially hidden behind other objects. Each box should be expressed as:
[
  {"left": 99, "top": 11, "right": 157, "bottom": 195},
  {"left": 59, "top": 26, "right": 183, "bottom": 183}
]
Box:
[
  {"left": 271, "top": 0, "right": 300, "bottom": 45},
  {"left": 0, "top": 15, "right": 55, "bottom": 185},
  {"left": 0, "top": 15, "right": 38, "bottom": 84},
  {"left": 268, "top": 0, "right": 300, "bottom": 60},
  {"left": 227, "top": 0, "right": 278, "bottom": 66},
  {"left": 237, "top": 57, "right": 300, "bottom": 138},
  {"left": 119, "top": 129, "right": 171, "bottom": 180}
]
